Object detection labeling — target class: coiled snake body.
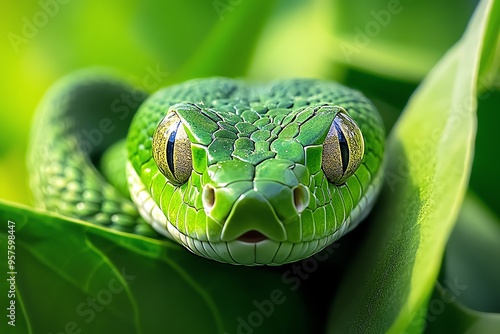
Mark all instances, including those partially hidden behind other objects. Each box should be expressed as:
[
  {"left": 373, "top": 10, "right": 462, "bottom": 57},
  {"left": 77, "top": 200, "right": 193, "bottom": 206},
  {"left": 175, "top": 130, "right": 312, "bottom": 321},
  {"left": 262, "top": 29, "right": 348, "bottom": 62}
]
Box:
[{"left": 29, "top": 71, "right": 385, "bottom": 265}]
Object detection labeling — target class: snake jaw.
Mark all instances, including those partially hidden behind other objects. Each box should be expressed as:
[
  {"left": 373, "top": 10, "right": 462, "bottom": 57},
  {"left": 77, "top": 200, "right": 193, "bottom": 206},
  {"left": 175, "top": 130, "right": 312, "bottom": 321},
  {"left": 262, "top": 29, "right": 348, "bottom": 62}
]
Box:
[{"left": 128, "top": 152, "right": 385, "bottom": 265}]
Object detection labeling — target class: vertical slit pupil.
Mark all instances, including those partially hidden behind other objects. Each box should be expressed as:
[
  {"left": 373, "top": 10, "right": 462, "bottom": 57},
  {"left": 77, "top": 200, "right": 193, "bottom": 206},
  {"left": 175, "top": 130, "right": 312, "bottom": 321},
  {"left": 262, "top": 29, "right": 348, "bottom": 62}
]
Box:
[
  {"left": 166, "top": 121, "right": 181, "bottom": 176},
  {"left": 334, "top": 122, "right": 349, "bottom": 173}
]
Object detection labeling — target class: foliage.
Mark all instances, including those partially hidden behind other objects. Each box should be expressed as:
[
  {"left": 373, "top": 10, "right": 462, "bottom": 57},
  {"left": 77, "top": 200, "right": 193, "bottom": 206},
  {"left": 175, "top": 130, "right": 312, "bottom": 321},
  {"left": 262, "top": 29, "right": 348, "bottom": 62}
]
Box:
[{"left": 0, "top": 0, "right": 499, "bottom": 333}]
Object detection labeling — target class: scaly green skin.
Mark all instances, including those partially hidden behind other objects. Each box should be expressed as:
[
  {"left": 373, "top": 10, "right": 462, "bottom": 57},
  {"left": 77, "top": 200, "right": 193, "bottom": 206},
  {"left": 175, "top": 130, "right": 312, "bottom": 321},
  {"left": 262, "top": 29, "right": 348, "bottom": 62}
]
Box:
[
  {"left": 29, "top": 71, "right": 384, "bottom": 266},
  {"left": 28, "top": 71, "right": 161, "bottom": 237},
  {"left": 128, "top": 77, "right": 385, "bottom": 265}
]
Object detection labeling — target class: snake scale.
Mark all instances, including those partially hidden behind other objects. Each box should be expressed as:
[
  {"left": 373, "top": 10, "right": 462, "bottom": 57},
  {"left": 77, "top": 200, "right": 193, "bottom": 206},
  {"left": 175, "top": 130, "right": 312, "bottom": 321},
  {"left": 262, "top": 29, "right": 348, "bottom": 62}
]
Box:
[{"left": 28, "top": 70, "right": 385, "bottom": 265}]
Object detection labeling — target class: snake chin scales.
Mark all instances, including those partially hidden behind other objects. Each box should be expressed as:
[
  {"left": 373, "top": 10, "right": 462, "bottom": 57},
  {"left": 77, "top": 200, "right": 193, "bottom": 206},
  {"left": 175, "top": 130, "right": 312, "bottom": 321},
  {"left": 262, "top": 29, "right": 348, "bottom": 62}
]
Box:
[{"left": 124, "top": 77, "right": 386, "bottom": 266}]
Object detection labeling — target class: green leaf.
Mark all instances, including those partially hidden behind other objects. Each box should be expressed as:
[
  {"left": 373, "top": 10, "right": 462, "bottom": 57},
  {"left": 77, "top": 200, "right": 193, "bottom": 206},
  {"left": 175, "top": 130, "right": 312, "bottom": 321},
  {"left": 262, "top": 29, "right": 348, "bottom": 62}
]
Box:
[
  {"left": 0, "top": 200, "right": 308, "bottom": 334},
  {"left": 425, "top": 282, "right": 500, "bottom": 334},
  {"left": 469, "top": 88, "right": 500, "bottom": 215},
  {"left": 248, "top": 0, "right": 338, "bottom": 80},
  {"left": 134, "top": 0, "right": 223, "bottom": 72},
  {"left": 330, "top": 0, "right": 478, "bottom": 81},
  {"left": 175, "top": 0, "right": 278, "bottom": 81},
  {"left": 409, "top": 193, "right": 500, "bottom": 333},
  {"left": 440, "top": 192, "right": 500, "bottom": 313},
  {"left": 326, "top": 0, "right": 500, "bottom": 333}
]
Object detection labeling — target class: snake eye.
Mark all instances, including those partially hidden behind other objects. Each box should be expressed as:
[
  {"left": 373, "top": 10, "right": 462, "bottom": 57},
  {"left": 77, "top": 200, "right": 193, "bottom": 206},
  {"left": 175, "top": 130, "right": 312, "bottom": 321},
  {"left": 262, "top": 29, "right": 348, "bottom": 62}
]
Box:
[
  {"left": 322, "top": 108, "right": 364, "bottom": 184},
  {"left": 152, "top": 112, "right": 193, "bottom": 185}
]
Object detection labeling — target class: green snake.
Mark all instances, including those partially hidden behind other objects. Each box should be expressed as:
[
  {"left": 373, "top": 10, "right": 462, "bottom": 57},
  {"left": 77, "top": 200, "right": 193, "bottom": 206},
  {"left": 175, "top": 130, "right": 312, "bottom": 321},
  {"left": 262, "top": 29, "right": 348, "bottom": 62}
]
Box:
[{"left": 28, "top": 70, "right": 385, "bottom": 266}]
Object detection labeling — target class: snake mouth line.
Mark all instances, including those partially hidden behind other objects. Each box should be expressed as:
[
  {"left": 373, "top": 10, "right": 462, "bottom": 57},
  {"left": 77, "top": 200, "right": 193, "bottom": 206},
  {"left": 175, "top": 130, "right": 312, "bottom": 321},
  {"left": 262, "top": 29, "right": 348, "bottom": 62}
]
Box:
[
  {"left": 236, "top": 230, "right": 268, "bottom": 243},
  {"left": 171, "top": 226, "right": 340, "bottom": 266}
]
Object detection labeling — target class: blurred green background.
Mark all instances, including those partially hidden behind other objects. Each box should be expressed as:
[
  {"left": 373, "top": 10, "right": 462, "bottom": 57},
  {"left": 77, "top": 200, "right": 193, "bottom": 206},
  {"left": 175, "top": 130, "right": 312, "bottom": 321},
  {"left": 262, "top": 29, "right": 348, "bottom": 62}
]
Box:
[
  {"left": 1, "top": 0, "right": 499, "bottom": 332},
  {"left": 3, "top": 0, "right": 493, "bottom": 208}
]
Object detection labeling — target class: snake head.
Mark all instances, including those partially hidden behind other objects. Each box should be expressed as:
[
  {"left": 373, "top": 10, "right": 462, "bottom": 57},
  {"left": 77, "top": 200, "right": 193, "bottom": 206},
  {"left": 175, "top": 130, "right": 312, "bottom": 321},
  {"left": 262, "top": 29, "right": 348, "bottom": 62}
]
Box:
[{"left": 128, "top": 79, "right": 383, "bottom": 265}]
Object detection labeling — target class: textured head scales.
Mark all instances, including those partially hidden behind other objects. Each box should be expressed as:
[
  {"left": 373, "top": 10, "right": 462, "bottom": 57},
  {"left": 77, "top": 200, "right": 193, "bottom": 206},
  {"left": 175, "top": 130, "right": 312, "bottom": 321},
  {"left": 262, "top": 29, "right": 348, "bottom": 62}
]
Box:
[{"left": 127, "top": 78, "right": 385, "bottom": 265}]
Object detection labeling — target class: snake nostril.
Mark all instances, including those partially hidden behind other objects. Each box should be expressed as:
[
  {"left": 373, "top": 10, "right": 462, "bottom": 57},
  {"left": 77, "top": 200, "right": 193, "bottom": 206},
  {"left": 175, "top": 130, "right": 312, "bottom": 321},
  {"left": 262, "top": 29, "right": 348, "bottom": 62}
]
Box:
[
  {"left": 293, "top": 185, "right": 309, "bottom": 213},
  {"left": 202, "top": 185, "right": 216, "bottom": 212}
]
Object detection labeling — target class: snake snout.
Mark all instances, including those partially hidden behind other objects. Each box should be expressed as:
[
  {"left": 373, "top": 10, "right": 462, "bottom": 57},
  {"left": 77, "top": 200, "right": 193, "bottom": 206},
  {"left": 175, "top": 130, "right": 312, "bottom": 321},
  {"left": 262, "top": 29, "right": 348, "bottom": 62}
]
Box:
[
  {"left": 203, "top": 184, "right": 287, "bottom": 243},
  {"left": 201, "top": 177, "right": 311, "bottom": 244}
]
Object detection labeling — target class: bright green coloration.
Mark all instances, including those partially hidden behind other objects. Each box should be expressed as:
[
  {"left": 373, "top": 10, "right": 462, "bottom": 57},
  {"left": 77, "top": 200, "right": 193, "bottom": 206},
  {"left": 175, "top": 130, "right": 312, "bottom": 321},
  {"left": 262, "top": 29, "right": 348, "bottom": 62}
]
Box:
[
  {"left": 100, "top": 139, "right": 129, "bottom": 197},
  {"left": 29, "top": 75, "right": 385, "bottom": 265},
  {"left": 327, "top": 0, "right": 500, "bottom": 332},
  {"left": 0, "top": 200, "right": 308, "bottom": 334},
  {"left": 28, "top": 73, "right": 157, "bottom": 237},
  {"left": 7, "top": 0, "right": 498, "bottom": 331}
]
